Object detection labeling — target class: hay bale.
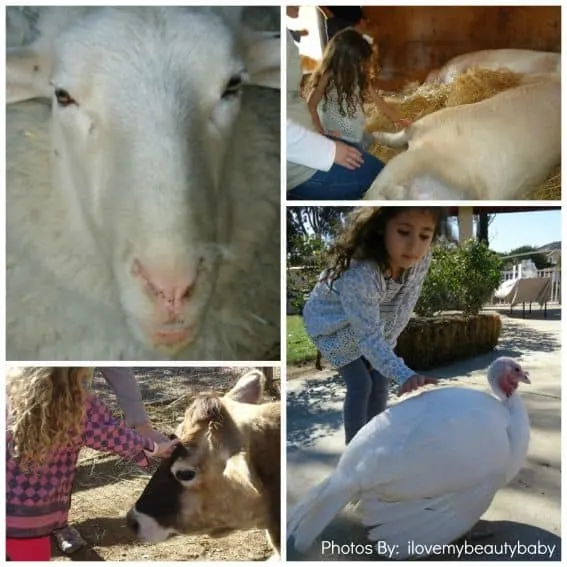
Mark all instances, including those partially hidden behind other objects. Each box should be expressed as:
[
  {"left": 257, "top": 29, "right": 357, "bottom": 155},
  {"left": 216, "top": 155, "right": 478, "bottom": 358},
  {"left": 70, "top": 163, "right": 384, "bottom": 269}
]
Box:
[
  {"left": 364, "top": 68, "right": 560, "bottom": 199},
  {"left": 395, "top": 312, "right": 502, "bottom": 371}
]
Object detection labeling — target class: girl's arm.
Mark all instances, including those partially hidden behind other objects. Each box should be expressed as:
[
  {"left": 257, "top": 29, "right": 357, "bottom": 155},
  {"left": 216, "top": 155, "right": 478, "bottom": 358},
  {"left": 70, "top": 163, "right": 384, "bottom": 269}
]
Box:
[
  {"left": 369, "top": 91, "right": 411, "bottom": 129},
  {"left": 306, "top": 74, "right": 328, "bottom": 135},
  {"left": 337, "top": 264, "right": 415, "bottom": 385},
  {"left": 82, "top": 396, "right": 174, "bottom": 468}
]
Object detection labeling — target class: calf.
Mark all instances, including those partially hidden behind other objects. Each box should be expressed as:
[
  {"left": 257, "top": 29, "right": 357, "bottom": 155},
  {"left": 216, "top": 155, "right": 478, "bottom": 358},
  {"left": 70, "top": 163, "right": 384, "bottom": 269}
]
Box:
[
  {"left": 425, "top": 48, "right": 561, "bottom": 84},
  {"left": 365, "top": 76, "right": 560, "bottom": 200},
  {"left": 126, "top": 370, "right": 281, "bottom": 556}
]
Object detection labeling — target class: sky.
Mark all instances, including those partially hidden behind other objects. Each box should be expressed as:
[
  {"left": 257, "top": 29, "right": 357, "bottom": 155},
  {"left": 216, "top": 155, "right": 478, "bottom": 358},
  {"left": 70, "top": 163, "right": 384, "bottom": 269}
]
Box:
[{"left": 453, "top": 209, "right": 561, "bottom": 253}]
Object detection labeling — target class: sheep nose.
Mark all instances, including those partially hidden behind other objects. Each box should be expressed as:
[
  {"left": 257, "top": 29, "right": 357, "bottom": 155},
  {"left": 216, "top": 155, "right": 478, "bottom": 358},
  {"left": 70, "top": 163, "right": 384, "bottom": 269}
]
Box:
[
  {"left": 126, "top": 509, "right": 140, "bottom": 534},
  {"left": 131, "top": 258, "right": 200, "bottom": 316}
]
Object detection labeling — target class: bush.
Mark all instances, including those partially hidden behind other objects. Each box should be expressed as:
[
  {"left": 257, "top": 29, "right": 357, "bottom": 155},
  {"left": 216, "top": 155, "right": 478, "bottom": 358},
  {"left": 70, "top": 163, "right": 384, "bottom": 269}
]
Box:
[
  {"left": 415, "top": 239, "right": 502, "bottom": 316},
  {"left": 455, "top": 239, "right": 502, "bottom": 314}
]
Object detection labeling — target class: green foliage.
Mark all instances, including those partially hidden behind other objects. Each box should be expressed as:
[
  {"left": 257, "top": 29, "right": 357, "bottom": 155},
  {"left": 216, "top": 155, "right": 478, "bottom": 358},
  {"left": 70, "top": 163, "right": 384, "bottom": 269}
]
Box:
[
  {"left": 287, "top": 206, "right": 351, "bottom": 263},
  {"left": 499, "top": 245, "right": 552, "bottom": 270},
  {"left": 415, "top": 242, "right": 460, "bottom": 316},
  {"left": 416, "top": 239, "right": 502, "bottom": 316},
  {"left": 456, "top": 239, "right": 503, "bottom": 314}
]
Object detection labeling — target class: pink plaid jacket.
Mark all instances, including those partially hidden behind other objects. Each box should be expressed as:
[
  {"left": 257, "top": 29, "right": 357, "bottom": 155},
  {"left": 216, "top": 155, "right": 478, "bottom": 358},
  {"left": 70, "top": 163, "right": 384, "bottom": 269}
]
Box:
[{"left": 6, "top": 394, "right": 153, "bottom": 539}]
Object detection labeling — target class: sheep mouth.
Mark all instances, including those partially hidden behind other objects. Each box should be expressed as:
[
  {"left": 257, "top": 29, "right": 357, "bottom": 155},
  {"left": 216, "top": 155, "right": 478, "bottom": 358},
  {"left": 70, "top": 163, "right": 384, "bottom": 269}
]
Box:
[{"left": 149, "top": 324, "right": 198, "bottom": 351}]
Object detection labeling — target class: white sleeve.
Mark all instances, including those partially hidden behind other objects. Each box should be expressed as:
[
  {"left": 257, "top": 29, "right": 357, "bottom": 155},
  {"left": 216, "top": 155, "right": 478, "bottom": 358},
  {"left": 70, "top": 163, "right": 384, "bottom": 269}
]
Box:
[{"left": 286, "top": 119, "right": 336, "bottom": 171}]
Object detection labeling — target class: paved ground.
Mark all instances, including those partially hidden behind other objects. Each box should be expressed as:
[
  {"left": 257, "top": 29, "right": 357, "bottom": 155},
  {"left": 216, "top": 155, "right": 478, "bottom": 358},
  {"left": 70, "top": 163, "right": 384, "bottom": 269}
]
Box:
[{"left": 286, "top": 309, "right": 561, "bottom": 561}]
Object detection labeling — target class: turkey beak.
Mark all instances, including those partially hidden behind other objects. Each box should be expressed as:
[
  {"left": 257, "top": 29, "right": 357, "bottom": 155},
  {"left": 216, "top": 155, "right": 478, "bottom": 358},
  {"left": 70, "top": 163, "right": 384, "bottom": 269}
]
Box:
[{"left": 520, "top": 371, "right": 531, "bottom": 384}]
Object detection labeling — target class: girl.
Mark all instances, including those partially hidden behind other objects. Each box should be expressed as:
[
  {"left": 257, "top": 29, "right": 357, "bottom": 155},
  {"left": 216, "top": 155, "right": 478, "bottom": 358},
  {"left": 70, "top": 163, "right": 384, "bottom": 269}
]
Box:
[
  {"left": 303, "top": 207, "right": 444, "bottom": 444},
  {"left": 307, "top": 28, "right": 411, "bottom": 151},
  {"left": 6, "top": 367, "right": 178, "bottom": 561},
  {"left": 54, "top": 367, "right": 169, "bottom": 554}
]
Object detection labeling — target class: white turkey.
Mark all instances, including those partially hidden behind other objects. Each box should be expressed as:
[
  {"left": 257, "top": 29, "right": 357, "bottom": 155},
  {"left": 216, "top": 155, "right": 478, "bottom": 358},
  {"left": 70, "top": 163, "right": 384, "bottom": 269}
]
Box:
[{"left": 287, "top": 356, "right": 530, "bottom": 559}]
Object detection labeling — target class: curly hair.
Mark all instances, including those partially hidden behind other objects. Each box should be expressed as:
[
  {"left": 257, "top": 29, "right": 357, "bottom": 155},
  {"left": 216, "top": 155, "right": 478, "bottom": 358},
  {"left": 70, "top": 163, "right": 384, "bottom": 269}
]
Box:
[
  {"left": 308, "top": 28, "right": 376, "bottom": 118},
  {"left": 325, "top": 207, "right": 449, "bottom": 286},
  {"left": 7, "top": 367, "right": 93, "bottom": 469}
]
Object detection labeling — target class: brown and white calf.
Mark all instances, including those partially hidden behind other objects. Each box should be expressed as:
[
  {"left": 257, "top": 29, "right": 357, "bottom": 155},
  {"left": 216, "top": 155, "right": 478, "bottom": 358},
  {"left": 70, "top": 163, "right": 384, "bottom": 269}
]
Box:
[
  {"left": 126, "top": 370, "right": 281, "bottom": 555},
  {"left": 425, "top": 48, "right": 561, "bottom": 84},
  {"left": 365, "top": 75, "right": 560, "bottom": 200}
]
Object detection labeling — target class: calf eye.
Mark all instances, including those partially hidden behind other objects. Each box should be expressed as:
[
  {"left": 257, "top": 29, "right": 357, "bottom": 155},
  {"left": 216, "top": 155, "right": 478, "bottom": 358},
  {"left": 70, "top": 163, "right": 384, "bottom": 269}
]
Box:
[
  {"left": 55, "top": 88, "right": 77, "bottom": 107},
  {"left": 222, "top": 75, "right": 243, "bottom": 98},
  {"left": 175, "top": 469, "right": 196, "bottom": 482}
]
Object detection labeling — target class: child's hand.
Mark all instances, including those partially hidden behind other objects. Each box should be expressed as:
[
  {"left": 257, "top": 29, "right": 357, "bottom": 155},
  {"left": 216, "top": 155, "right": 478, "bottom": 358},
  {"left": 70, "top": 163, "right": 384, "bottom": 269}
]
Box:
[
  {"left": 398, "top": 374, "right": 437, "bottom": 396},
  {"left": 145, "top": 438, "right": 180, "bottom": 459},
  {"left": 394, "top": 118, "right": 412, "bottom": 129},
  {"left": 135, "top": 422, "right": 169, "bottom": 443}
]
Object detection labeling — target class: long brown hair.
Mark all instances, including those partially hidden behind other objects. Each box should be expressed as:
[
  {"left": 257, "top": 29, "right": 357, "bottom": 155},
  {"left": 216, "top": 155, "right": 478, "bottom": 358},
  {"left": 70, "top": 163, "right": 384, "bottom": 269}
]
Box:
[
  {"left": 325, "top": 207, "right": 448, "bottom": 286},
  {"left": 7, "top": 367, "right": 93, "bottom": 469},
  {"left": 308, "top": 28, "right": 377, "bottom": 118}
]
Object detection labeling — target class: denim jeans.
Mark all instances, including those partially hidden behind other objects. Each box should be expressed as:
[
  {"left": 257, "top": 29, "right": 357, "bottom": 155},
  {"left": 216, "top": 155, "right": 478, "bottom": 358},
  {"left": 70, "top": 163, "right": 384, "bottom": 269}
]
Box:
[
  {"left": 287, "top": 144, "right": 384, "bottom": 200},
  {"left": 338, "top": 357, "right": 389, "bottom": 444}
]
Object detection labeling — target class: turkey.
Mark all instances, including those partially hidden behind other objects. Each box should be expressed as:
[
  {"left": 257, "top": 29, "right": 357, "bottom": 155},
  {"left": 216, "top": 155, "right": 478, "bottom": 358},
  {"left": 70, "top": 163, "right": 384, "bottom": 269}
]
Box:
[{"left": 287, "top": 357, "right": 530, "bottom": 559}]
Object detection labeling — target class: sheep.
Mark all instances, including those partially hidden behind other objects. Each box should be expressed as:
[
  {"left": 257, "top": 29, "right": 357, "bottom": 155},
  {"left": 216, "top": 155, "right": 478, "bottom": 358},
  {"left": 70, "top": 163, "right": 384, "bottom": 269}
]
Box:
[
  {"left": 425, "top": 48, "right": 561, "bottom": 84},
  {"left": 364, "top": 76, "right": 560, "bottom": 200},
  {"left": 6, "top": 7, "right": 281, "bottom": 361}
]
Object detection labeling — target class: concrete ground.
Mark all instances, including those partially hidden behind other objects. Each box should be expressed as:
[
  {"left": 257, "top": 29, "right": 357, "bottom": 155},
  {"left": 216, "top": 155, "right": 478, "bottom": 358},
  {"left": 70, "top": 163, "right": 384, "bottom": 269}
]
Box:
[{"left": 286, "top": 309, "right": 561, "bottom": 561}]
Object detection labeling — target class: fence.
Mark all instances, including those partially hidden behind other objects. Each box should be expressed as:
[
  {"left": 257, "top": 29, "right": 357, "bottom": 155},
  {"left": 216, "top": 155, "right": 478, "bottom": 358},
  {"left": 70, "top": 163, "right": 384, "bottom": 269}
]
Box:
[{"left": 501, "top": 267, "right": 561, "bottom": 304}]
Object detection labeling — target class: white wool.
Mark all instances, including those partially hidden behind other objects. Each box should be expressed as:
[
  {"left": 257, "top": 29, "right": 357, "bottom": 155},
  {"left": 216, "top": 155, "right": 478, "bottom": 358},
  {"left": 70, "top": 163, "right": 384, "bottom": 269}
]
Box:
[{"left": 6, "top": 7, "right": 280, "bottom": 360}]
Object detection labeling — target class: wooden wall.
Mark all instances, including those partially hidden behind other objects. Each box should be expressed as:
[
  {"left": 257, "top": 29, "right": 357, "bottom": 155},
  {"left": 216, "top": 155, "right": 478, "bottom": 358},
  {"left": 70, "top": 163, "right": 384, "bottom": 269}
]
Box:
[{"left": 362, "top": 6, "right": 561, "bottom": 89}]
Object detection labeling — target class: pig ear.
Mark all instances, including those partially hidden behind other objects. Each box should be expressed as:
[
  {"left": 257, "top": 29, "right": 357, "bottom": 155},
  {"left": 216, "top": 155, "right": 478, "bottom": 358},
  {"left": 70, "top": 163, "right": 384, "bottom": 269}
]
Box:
[
  {"left": 225, "top": 370, "right": 265, "bottom": 404},
  {"left": 7, "top": 44, "right": 53, "bottom": 103},
  {"left": 243, "top": 29, "right": 280, "bottom": 89},
  {"left": 223, "top": 452, "right": 260, "bottom": 495}
]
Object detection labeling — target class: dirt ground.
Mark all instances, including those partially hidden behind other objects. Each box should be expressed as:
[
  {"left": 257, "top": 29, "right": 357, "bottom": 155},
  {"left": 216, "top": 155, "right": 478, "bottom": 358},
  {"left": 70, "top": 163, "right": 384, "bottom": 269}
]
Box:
[{"left": 52, "top": 367, "right": 280, "bottom": 562}]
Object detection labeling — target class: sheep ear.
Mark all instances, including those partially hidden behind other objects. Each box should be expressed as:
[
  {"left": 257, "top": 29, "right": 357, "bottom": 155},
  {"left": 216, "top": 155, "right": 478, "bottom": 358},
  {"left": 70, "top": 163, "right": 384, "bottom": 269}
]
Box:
[
  {"left": 243, "top": 30, "right": 280, "bottom": 90},
  {"left": 225, "top": 370, "right": 265, "bottom": 404},
  {"left": 7, "top": 45, "right": 53, "bottom": 103}
]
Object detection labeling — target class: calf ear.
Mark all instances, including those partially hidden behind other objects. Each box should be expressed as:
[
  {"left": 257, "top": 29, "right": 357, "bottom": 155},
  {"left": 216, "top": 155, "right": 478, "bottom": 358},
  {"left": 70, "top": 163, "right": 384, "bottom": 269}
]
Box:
[
  {"left": 223, "top": 452, "right": 260, "bottom": 496},
  {"left": 7, "top": 44, "right": 53, "bottom": 103},
  {"left": 225, "top": 370, "right": 265, "bottom": 404},
  {"left": 243, "top": 30, "right": 280, "bottom": 89}
]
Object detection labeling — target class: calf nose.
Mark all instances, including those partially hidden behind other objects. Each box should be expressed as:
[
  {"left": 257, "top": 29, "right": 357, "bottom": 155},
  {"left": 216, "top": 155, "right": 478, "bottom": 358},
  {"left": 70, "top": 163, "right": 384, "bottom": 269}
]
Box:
[
  {"left": 126, "top": 508, "right": 140, "bottom": 534},
  {"left": 131, "top": 258, "right": 201, "bottom": 317}
]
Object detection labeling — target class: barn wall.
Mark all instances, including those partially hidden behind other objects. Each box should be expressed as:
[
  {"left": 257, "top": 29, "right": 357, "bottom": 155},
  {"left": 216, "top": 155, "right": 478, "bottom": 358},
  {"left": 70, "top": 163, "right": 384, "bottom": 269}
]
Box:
[{"left": 362, "top": 6, "right": 561, "bottom": 89}]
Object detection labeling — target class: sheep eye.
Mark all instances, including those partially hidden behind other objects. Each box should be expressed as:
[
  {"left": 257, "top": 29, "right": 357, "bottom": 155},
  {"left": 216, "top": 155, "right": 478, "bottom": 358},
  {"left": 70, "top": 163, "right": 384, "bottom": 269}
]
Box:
[
  {"left": 222, "top": 75, "right": 243, "bottom": 98},
  {"left": 175, "top": 469, "right": 196, "bottom": 482},
  {"left": 55, "top": 88, "right": 77, "bottom": 107}
]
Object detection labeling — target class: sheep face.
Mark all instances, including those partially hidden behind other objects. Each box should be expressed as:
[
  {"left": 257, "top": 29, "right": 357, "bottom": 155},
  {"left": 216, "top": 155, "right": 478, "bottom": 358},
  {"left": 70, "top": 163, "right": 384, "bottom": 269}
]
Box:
[{"left": 43, "top": 9, "right": 247, "bottom": 353}]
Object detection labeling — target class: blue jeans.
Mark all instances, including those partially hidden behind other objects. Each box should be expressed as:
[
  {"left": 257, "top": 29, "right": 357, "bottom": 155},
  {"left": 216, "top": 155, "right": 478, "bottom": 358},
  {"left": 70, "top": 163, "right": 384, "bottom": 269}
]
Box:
[
  {"left": 338, "top": 357, "right": 389, "bottom": 444},
  {"left": 287, "top": 145, "right": 384, "bottom": 200}
]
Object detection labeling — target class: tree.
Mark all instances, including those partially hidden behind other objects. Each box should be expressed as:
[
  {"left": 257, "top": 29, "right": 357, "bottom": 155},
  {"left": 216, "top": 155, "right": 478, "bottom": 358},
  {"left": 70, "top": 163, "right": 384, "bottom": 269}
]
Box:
[
  {"left": 287, "top": 206, "right": 352, "bottom": 264},
  {"left": 501, "top": 246, "right": 552, "bottom": 270},
  {"left": 475, "top": 212, "right": 495, "bottom": 244}
]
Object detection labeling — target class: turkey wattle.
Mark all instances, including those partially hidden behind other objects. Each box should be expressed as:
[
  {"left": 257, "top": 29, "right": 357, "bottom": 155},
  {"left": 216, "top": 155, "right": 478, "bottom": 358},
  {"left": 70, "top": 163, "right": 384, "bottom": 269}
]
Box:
[{"left": 287, "top": 356, "right": 531, "bottom": 559}]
